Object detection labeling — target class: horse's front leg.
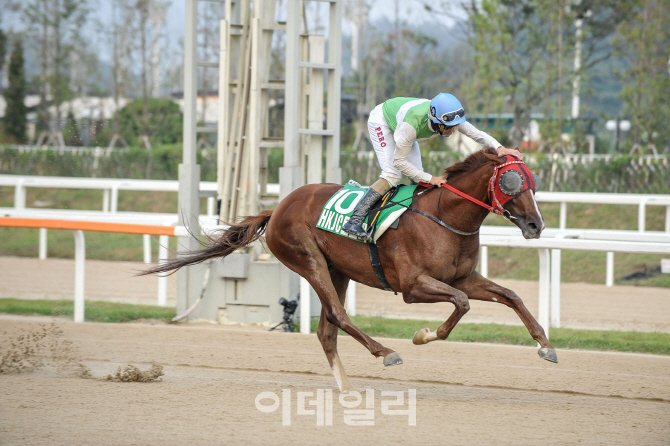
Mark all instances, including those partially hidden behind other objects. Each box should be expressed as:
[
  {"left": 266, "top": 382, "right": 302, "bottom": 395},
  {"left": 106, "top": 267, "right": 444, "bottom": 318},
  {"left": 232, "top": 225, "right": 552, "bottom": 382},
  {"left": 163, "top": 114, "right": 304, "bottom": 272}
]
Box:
[
  {"left": 451, "top": 271, "right": 558, "bottom": 363},
  {"left": 401, "top": 274, "right": 471, "bottom": 344}
]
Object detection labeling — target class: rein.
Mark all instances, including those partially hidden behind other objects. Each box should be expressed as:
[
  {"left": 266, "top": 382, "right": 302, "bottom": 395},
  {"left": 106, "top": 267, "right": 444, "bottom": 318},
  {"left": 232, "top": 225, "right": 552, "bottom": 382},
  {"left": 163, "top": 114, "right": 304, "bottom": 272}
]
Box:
[
  {"left": 373, "top": 158, "right": 529, "bottom": 236},
  {"left": 370, "top": 184, "right": 481, "bottom": 236},
  {"left": 420, "top": 158, "right": 528, "bottom": 223}
]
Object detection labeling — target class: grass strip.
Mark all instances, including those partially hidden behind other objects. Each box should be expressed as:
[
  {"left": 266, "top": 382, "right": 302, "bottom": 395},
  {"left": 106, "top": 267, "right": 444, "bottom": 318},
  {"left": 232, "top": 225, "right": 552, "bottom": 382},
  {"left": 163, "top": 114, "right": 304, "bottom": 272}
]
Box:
[
  {"left": 309, "top": 315, "right": 670, "bottom": 356},
  {"left": 2, "top": 299, "right": 667, "bottom": 355},
  {"left": 0, "top": 298, "right": 175, "bottom": 323}
]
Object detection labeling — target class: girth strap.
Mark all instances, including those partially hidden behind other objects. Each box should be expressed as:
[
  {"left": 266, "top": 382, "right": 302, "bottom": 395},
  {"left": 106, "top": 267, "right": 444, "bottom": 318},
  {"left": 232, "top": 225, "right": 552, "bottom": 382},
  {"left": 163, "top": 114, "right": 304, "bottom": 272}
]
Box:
[{"left": 367, "top": 242, "right": 394, "bottom": 292}]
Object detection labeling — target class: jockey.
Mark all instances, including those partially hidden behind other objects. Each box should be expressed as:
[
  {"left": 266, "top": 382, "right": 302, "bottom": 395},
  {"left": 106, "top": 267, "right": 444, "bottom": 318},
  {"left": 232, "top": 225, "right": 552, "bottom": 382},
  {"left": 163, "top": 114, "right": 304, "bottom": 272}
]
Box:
[{"left": 342, "top": 93, "right": 523, "bottom": 242}]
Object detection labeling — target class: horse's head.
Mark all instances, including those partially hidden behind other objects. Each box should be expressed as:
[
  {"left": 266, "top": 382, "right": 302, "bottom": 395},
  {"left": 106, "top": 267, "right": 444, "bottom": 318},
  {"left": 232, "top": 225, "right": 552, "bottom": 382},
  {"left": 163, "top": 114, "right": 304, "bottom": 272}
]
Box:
[
  {"left": 484, "top": 152, "right": 545, "bottom": 239},
  {"left": 443, "top": 149, "right": 545, "bottom": 238}
]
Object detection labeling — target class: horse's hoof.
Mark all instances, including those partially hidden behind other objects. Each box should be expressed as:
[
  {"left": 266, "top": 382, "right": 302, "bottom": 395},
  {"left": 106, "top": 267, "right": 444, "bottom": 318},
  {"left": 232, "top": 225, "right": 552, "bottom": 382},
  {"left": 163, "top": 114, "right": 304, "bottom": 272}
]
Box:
[
  {"left": 383, "top": 352, "right": 403, "bottom": 366},
  {"left": 538, "top": 347, "right": 558, "bottom": 363},
  {"left": 412, "top": 327, "right": 433, "bottom": 345}
]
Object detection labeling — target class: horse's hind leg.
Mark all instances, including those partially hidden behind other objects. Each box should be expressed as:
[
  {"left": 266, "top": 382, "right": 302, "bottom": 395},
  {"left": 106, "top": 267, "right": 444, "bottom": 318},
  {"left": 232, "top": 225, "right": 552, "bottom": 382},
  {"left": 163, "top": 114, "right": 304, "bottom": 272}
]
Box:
[
  {"left": 317, "top": 268, "right": 358, "bottom": 392},
  {"left": 451, "top": 271, "right": 558, "bottom": 363},
  {"left": 269, "top": 231, "right": 399, "bottom": 366}
]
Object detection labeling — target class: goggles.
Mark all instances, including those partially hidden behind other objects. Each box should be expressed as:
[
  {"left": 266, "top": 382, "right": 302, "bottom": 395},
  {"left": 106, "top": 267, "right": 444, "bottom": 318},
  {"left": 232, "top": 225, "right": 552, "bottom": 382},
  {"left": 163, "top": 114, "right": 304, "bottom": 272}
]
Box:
[{"left": 429, "top": 106, "right": 465, "bottom": 125}]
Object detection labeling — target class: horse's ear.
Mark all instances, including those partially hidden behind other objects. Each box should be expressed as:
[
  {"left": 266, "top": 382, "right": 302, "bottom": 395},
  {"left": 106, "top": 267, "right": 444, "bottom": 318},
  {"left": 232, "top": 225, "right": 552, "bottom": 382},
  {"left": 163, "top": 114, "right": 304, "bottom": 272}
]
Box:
[{"left": 483, "top": 151, "right": 504, "bottom": 165}]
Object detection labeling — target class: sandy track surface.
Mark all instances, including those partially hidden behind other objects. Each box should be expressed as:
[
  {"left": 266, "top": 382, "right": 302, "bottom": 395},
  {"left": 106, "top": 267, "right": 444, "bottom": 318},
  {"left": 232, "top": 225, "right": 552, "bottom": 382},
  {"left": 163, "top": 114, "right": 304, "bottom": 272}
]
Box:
[
  {"left": 1, "top": 317, "right": 669, "bottom": 445},
  {"left": 2, "top": 257, "right": 670, "bottom": 332}
]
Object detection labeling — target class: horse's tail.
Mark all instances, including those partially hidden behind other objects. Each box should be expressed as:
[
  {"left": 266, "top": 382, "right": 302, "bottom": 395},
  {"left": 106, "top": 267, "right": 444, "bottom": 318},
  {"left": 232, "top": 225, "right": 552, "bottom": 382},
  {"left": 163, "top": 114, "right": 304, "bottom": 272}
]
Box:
[{"left": 138, "top": 210, "right": 273, "bottom": 276}]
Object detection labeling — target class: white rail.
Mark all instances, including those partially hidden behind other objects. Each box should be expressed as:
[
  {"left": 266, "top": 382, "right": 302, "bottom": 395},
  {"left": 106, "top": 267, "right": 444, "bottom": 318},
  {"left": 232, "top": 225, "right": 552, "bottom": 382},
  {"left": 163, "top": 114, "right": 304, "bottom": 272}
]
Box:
[
  {"left": 0, "top": 175, "right": 281, "bottom": 261},
  {"left": 534, "top": 191, "right": 670, "bottom": 232},
  {"left": 480, "top": 232, "right": 670, "bottom": 336},
  {"left": 0, "top": 175, "right": 280, "bottom": 212},
  {"left": 3, "top": 174, "right": 667, "bottom": 231}
]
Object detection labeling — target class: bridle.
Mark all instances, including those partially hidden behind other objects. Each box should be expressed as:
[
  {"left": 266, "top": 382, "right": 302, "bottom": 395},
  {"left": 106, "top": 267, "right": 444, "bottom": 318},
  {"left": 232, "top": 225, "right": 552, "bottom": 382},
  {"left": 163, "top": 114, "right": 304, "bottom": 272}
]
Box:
[{"left": 416, "top": 157, "right": 537, "bottom": 234}]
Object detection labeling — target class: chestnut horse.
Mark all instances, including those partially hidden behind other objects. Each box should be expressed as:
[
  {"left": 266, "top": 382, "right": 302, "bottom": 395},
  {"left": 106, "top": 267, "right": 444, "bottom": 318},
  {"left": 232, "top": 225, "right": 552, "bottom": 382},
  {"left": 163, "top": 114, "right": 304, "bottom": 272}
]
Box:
[{"left": 142, "top": 148, "right": 556, "bottom": 392}]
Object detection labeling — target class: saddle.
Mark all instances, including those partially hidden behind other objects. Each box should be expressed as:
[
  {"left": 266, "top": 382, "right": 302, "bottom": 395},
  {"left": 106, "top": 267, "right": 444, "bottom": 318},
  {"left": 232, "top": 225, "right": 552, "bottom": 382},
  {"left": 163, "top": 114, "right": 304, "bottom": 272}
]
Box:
[{"left": 316, "top": 181, "right": 416, "bottom": 244}]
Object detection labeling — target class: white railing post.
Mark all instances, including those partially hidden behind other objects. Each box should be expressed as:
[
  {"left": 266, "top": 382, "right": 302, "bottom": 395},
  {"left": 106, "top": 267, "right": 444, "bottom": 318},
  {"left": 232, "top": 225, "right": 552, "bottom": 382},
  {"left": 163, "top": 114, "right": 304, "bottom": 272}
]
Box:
[
  {"left": 550, "top": 248, "right": 561, "bottom": 328},
  {"left": 606, "top": 251, "right": 614, "bottom": 287},
  {"left": 559, "top": 202, "right": 567, "bottom": 229},
  {"left": 14, "top": 178, "right": 26, "bottom": 209},
  {"left": 157, "top": 235, "right": 169, "bottom": 306},
  {"left": 346, "top": 280, "right": 356, "bottom": 316},
  {"left": 39, "top": 228, "right": 48, "bottom": 260},
  {"left": 549, "top": 231, "right": 580, "bottom": 328},
  {"left": 300, "top": 276, "right": 311, "bottom": 334},
  {"left": 638, "top": 198, "right": 647, "bottom": 232},
  {"left": 72, "top": 230, "right": 86, "bottom": 323},
  {"left": 110, "top": 184, "right": 120, "bottom": 213},
  {"left": 103, "top": 189, "right": 110, "bottom": 213},
  {"left": 480, "top": 245, "right": 488, "bottom": 278},
  {"left": 665, "top": 205, "right": 670, "bottom": 233},
  {"left": 143, "top": 234, "right": 152, "bottom": 264},
  {"left": 538, "top": 248, "right": 550, "bottom": 340}
]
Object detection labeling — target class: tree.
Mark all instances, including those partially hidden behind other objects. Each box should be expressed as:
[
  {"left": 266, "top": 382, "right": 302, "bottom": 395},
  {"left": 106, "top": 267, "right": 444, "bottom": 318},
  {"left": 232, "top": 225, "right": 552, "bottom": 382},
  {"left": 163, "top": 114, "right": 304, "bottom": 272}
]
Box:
[
  {"left": 108, "top": 0, "right": 134, "bottom": 148},
  {"left": 419, "top": 0, "right": 630, "bottom": 150},
  {"left": 4, "top": 38, "right": 27, "bottom": 143},
  {"left": 0, "top": 28, "right": 7, "bottom": 91},
  {"left": 23, "top": 0, "right": 89, "bottom": 145},
  {"left": 465, "top": 0, "right": 562, "bottom": 146},
  {"left": 616, "top": 0, "right": 670, "bottom": 153},
  {"left": 63, "top": 110, "right": 81, "bottom": 145},
  {"left": 116, "top": 98, "right": 183, "bottom": 146}
]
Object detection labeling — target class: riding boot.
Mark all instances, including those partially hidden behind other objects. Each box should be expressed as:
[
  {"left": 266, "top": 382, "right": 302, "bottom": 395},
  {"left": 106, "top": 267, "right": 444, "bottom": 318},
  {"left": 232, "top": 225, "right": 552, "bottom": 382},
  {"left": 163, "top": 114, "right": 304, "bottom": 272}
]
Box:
[
  {"left": 343, "top": 179, "right": 391, "bottom": 243},
  {"left": 342, "top": 188, "right": 381, "bottom": 242}
]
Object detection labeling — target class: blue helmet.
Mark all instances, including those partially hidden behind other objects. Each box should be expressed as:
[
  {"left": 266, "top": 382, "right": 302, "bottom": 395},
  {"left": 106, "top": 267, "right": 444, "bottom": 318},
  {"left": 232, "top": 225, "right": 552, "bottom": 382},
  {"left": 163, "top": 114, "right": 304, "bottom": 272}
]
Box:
[{"left": 428, "top": 93, "right": 466, "bottom": 127}]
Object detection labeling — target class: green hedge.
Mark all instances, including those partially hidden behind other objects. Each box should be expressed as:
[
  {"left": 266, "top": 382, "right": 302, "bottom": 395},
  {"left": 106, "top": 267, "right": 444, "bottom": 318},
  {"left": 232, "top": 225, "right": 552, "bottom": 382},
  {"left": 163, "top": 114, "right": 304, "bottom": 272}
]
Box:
[
  {"left": 0, "top": 145, "right": 217, "bottom": 181},
  {"left": 1, "top": 145, "right": 669, "bottom": 194}
]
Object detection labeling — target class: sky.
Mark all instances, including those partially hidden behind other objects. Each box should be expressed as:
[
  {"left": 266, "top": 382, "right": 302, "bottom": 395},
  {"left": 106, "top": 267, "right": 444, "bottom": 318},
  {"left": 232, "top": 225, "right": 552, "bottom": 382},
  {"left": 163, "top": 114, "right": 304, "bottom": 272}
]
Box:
[
  {"left": 1, "top": 0, "right": 465, "bottom": 65},
  {"left": 158, "top": 0, "right": 465, "bottom": 61}
]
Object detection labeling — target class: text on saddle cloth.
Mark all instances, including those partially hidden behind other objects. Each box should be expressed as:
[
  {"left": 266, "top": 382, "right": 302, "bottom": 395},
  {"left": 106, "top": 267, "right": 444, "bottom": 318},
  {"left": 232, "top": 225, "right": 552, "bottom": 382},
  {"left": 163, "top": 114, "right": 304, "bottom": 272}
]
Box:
[{"left": 316, "top": 183, "right": 418, "bottom": 243}]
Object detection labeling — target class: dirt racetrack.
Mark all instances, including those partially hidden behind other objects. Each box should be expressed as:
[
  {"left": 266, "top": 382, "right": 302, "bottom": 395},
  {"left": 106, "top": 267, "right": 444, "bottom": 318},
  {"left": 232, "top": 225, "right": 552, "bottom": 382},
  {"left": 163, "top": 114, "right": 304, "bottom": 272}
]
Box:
[
  {"left": 1, "top": 316, "right": 670, "bottom": 445},
  {"left": 1, "top": 256, "right": 670, "bottom": 444}
]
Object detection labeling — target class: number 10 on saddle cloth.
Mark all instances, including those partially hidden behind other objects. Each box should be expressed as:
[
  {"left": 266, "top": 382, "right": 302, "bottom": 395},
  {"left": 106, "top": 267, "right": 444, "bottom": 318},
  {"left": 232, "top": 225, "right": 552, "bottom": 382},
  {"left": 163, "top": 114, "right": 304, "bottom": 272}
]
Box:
[{"left": 316, "top": 183, "right": 417, "bottom": 243}]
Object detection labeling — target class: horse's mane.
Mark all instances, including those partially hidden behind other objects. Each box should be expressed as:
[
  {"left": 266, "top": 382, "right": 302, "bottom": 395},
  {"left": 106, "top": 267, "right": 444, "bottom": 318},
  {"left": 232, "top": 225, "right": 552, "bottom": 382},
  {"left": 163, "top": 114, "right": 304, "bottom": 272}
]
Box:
[{"left": 444, "top": 148, "right": 499, "bottom": 180}]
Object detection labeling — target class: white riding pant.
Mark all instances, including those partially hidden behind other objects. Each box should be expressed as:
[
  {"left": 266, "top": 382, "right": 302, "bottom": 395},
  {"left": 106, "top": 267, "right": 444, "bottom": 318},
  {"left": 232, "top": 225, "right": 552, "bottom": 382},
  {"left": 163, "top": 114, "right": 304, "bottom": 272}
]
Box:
[{"left": 367, "top": 104, "right": 423, "bottom": 187}]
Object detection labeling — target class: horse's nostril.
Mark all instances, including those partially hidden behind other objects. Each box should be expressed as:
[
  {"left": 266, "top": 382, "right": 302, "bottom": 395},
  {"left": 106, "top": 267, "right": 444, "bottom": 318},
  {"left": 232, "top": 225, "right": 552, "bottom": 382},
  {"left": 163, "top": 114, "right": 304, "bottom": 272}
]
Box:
[{"left": 528, "top": 222, "right": 538, "bottom": 231}]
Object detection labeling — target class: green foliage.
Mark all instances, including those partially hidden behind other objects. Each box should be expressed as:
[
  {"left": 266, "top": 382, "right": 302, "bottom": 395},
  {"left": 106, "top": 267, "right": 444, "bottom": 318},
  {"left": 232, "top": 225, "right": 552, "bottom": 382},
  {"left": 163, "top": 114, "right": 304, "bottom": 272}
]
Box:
[
  {"left": 0, "top": 144, "right": 217, "bottom": 181},
  {"left": 615, "top": 0, "right": 670, "bottom": 150},
  {"left": 466, "top": 0, "right": 566, "bottom": 143},
  {"left": 0, "top": 298, "right": 175, "bottom": 323},
  {"left": 63, "top": 111, "right": 82, "bottom": 146},
  {"left": 116, "top": 98, "right": 183, "bottom": 146},
  {"left": 3, "top": 39, "right": 27, "bottom": 143},
  {"left": 530, "top": 154, "right": 670, "bottom": 194},
  {"left": 0, "top": 28, "right": 6, "bottom": 74}
]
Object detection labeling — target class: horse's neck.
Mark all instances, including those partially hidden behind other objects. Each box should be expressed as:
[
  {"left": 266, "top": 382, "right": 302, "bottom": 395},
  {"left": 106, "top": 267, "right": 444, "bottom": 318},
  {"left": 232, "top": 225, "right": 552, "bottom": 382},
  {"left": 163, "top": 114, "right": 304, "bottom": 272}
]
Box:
[{"left": 438, "top": 165, "right": 493, "bottom": 231}]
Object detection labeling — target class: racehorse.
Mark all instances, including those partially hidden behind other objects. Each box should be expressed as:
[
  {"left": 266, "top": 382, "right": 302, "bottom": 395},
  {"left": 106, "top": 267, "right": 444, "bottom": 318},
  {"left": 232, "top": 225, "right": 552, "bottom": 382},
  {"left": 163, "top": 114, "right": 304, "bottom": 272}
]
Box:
[{"left": 141, "top": 148, "right": 556, "bottom": 392}]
